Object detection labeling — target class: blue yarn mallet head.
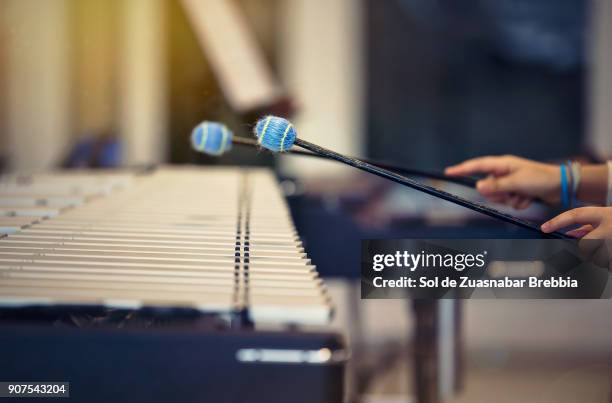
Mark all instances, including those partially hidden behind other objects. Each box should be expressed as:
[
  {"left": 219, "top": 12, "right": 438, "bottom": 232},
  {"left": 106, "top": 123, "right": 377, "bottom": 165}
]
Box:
[
  {"left": 253, "top": 115, "right": 297, "bottom": 152},
  {"left": 191, "top": 121, "right": 233, "bottom": 156}
]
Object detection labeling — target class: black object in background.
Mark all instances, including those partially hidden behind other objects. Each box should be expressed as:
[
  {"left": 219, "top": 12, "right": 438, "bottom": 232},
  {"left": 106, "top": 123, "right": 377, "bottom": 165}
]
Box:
[
  {"left": 366, "top": 0, "right": 587, "bottom": 170},
  {"left": 0, "top": 320, "right": 344, "bottom": 403}
]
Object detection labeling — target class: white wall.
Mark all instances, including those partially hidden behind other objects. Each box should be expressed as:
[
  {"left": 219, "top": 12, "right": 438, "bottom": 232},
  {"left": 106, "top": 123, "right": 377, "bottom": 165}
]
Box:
[
  {"left": 279, "top": 0, "right": 364, "bottom": 177},
  {"left": 0, "top": 0, "right": 168, "bottom": 170},
  {"left": 588, "top": 0, "right": 612, "bottom": 159},
  {"left": 3, "top": 0, "right": 71, "bottom": 172},
  {"left": 119, "top": 0, "right": 168, "bottom": 166}
]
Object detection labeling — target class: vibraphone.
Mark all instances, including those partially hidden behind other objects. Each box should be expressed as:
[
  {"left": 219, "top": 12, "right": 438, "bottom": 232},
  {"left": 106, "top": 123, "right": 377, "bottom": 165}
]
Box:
[{"left": 0, "top": 167, "right": 345, "bottom": 403}]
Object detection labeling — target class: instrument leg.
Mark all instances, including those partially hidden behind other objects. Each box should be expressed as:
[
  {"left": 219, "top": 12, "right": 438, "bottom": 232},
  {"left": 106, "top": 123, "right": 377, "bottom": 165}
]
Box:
[
  {"left": 412, "top": 300, "right": 439, "bottom": 403},
  {"left": 412, "top": 299, "right": 464, "bottom": 403}
]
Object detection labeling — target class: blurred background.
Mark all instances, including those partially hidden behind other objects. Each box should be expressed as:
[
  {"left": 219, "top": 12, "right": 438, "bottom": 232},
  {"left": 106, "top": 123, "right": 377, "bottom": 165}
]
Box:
[{"left": 0, "top": 0, "right": 611, "bottom": 402}]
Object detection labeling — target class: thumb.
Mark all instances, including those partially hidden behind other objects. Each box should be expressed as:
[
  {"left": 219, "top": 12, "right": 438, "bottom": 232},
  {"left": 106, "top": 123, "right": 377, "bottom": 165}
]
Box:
[{"left": 477, "top": 175, "right": 519, "bottom": 194}]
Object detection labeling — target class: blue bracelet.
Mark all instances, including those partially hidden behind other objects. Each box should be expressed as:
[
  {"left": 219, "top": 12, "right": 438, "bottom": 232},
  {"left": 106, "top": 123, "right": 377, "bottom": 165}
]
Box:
[{"left": 560, "top": 163, "right": 569, "bottom": 209}]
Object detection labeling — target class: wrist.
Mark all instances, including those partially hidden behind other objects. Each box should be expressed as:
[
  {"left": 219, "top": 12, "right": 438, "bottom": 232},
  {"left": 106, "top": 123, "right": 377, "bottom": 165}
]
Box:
[
  {"left": 544, "top": 164, "right": 562, "bottom": 204},
  {"left": 578, "top": 165, "right": 608, "bottom": 205}
]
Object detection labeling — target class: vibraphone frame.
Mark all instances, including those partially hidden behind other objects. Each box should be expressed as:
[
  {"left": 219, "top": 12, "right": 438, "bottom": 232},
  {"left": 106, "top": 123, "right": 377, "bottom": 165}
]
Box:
[{"left": 0, "top": 167, "right": 346, "bottom": 403}]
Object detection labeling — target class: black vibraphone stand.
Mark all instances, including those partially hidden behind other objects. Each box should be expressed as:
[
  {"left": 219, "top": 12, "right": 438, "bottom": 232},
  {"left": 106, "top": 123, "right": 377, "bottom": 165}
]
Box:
[{"left": 412, "top": 299, "right": 464, "bottom": 403}]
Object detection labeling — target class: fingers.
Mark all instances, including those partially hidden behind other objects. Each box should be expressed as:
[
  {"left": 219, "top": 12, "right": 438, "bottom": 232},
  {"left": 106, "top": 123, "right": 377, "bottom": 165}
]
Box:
[
  {"left": 480, "top": 194, "right": 532, "bottom": 210},
  {"left": 582, "top": 226, "right": 608, "bottom": 240},
  {"left": 580, "top": 230, "right": 604, "bottom": 255},
  {"left": 578, "top": 230, "right": 610, "bottom": 268},
  {"left": 475, "top": 176, "right": 532, "bottom": 209},
  {"left": 565, "top": 224, "right": 594, "bottom": 238},
  {"left": 513, "top": 195, "right": 532, "bottom": 210},
  {"left": 475, "top": 182, "right": 532, "bottom": 209},
  {"left": 445, "top": 156, "right": 512, "bottom": 177},
  {"left": 541, "top": 207, "right": 605, "bottom": 233},
  {"left": 448, "top": 157, "right": 527, "bottom": 204},
  {"left": 477, "top": 176, "right": 521, "bottom": 195},
  {"left": 487, "top": 194, "right": 509, "bottom": 204}
]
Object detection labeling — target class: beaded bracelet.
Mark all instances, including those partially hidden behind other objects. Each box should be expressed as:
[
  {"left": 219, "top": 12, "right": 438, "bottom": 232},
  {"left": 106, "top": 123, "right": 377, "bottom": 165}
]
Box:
[
  {"left": 560, "top": 163, "right": 569, "bottom": 209},
  {"left": 570, "top": 161, "right": 581, "bottom": 207}
]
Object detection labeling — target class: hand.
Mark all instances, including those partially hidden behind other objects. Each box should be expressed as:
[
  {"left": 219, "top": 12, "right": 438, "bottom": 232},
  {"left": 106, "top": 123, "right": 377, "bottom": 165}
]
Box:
[
  {"left": 541, "top": 206, "right": 612, "bottom": 270},
  {"left": 445, "top": 155, "right": 560, "bottom": 209}
]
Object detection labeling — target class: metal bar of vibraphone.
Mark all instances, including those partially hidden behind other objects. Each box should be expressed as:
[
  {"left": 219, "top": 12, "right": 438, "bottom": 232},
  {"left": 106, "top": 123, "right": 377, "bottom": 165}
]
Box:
[
  {"left": 0, "top": 240, "right": 305, "bottom": 256},
  {"left": 0, "top": 167, "right": 333, "bottom": 326},
  {"left": 0, "top": 246, "right": 308, "bottom": 262}
]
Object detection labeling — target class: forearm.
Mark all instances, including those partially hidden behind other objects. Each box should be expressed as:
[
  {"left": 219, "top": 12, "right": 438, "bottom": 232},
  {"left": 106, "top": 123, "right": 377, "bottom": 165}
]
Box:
[{"left": 577, "top": 164, "right": 609, "bottom": 205}]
